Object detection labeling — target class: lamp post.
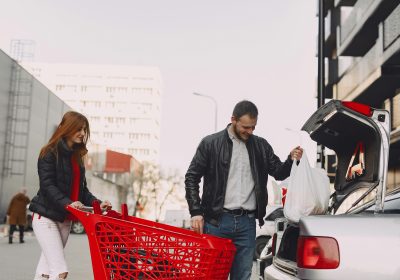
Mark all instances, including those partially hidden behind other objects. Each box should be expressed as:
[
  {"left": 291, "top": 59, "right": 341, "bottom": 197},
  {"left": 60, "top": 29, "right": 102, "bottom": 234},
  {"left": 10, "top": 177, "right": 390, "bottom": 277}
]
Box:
[{"left": 193, "top": 92, "right": 218, "bottom": 132}]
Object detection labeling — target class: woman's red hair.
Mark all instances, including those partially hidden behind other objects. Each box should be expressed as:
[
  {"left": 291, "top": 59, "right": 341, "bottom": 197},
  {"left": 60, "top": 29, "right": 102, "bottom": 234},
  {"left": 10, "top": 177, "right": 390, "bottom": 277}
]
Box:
[{"left": 39, "top": 111, "right": 90, "bottom": 162}]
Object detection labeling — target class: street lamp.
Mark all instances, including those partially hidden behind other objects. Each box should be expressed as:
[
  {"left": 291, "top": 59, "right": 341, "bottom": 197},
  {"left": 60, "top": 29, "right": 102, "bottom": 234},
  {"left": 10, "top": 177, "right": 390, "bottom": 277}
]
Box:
[{"left": 193, "top": 92, "right": 218, "bottom": 132}]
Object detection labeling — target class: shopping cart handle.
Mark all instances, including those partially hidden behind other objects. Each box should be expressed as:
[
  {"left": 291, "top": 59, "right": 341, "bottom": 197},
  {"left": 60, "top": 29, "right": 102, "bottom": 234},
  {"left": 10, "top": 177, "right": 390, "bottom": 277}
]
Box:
[
  {"left": 65, "top": 204, "right": 109, "bottom": 215},
  {"left": 67, "top": 202, "right": 130, "bottom": 222},
  {"left": 81, "top": 206, "right": 94, "bottom": 212},
  {"left": 92, "top": 200, "right": 113, "bottom": 214},
  {"left": 80, "top": 206, "right": 110, "bottom": 213}
]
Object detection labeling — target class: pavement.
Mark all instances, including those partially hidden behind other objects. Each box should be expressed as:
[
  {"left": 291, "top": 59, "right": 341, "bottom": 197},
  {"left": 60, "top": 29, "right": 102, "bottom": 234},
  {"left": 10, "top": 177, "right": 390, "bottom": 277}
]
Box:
[
  {"left": 0, "top": 224, "right": 259, "bottom": 280},
  {"left": 0, "top": 224, "right": 92, "bottom": 280}
]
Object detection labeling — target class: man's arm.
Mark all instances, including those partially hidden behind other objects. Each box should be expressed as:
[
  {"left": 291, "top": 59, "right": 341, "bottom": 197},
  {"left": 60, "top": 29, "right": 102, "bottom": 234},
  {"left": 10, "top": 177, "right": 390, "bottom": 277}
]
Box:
[
  {"left": 184, "top": 139, "right": 209, "bottom": 218},
  {"left": 266, "top": 143, "right": 303, "bottom": 180}
]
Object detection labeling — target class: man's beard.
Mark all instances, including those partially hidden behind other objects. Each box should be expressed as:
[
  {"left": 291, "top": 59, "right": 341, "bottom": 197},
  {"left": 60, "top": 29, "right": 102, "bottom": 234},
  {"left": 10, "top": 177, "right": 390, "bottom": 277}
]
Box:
[{"left": 233, "top": 123, "right": 248, "bottom": 142}]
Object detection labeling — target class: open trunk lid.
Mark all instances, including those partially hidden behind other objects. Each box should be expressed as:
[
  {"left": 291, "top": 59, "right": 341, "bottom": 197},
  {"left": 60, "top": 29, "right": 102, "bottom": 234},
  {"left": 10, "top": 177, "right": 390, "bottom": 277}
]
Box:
[{"left": 301, "top": 100, "right": 390, "bottom": 213}]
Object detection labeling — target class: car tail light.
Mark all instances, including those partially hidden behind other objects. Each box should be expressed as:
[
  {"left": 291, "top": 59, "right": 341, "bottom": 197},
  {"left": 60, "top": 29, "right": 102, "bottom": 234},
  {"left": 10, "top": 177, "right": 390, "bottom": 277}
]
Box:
[
  {"left": 271, "top": 233, "right": 277, "bottom": 256},
  {"left": 342, "top": 101, "right": 373, "bottom": 117},
  {"left": 297, "top": 236, "right": 340, "bottom": 269}
]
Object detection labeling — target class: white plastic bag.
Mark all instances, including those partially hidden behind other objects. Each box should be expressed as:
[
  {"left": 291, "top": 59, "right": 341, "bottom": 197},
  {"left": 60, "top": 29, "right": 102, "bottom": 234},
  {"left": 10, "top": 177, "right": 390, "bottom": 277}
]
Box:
[{"left": 283, "top": 151, "right": 331, "bottom": 223}]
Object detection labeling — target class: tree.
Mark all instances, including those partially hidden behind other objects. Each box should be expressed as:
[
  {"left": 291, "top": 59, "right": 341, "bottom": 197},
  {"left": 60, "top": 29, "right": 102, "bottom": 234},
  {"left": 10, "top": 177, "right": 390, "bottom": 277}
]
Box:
[
  {"left": 156, "top": 169, "right": 184, "bottom": 221},
  {"left": 132, "top": 162, "right": 185, "bottom": 221}
]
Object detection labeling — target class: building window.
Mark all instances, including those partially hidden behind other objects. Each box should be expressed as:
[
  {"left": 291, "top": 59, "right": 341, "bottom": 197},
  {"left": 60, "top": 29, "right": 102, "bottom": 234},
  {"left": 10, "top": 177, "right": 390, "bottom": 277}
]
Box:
[
  {"left": 115, "top": 117, "right": 125, "bottom": 124},
  {"left": 105, "top": 101, "right": 115, "bottom": 108},
  {"left": 129, "top": 133, "right": 138, "bottom": 140},
  {"left": 106, "top": 86, "right": 116, "bottom": 93},
  {"left": 129, "top": 148, "right": 150, "bottom": 156},
  {"left": 55, "top": 85, "right": 65, "bottom": 91},
  {"left": 103, "top": 132, "right": 112, "bottom": 138},
  {"left": 128, "top": 133, "right": 151, "bottom": 140},
  {"left": 118, "top": 87, "right": 128, "bottom": 93},
  {"left": 90, "top": 116, "right": 100, "bottom": 122}
]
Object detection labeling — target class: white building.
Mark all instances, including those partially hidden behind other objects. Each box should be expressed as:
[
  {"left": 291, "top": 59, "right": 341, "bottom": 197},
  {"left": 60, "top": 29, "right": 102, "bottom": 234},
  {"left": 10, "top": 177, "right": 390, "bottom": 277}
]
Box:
[{"left": 22, "top": 62, "right": 162, "bottom": 163}]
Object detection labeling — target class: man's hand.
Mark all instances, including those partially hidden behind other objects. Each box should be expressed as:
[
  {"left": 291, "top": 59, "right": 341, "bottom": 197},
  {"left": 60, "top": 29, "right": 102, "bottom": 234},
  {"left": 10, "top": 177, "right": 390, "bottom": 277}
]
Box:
[
  {"left": 100, "top": 200, "right": 112, "bottom": 210},
  {"left": 190, "top": 215, "right": 204, "bottom": 234},
  {"left": 290, "top": 146, "right": 303, "bottom": 161}
]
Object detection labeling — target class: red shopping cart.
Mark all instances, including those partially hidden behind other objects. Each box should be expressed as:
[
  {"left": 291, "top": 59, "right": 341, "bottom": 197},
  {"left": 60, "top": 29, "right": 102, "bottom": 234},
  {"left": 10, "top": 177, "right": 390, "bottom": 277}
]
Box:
[{"left": 67, "top": 202, "right": 236, "bottom": 280}]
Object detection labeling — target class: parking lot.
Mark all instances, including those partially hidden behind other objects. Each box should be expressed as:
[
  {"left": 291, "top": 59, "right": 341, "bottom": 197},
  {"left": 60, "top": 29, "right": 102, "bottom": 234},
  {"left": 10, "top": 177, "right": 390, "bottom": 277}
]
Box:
[{"left": 1, "top": 225, "right": 259, "bottom": 279}]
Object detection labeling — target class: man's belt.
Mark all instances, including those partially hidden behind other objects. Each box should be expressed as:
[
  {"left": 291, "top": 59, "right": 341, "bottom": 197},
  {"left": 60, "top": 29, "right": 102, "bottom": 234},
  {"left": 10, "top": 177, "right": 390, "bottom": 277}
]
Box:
[{"left": 223, "top": 208, "right": 256, "bottom": 216}]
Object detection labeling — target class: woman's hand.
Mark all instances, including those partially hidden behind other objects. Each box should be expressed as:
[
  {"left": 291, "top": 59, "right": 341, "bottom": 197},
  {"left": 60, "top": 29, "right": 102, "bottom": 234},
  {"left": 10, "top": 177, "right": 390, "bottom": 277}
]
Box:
[
  {"left": 100, "top": 200, "right": 112, "bottom": 210},
  {"left": 70, "top": 201, "right": 84, "bottom": 209}
]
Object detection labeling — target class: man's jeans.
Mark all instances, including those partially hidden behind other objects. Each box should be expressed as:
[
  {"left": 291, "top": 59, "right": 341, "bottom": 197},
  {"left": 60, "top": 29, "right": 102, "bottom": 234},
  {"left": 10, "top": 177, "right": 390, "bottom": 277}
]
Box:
[{"left": 204, "top": 212, "right": 256, "bottom": 280}]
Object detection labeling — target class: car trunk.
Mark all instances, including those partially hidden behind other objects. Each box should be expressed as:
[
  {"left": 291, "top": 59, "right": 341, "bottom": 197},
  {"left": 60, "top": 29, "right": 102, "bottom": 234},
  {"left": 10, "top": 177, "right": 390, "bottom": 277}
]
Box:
[
  {"left": 273, "top": 100, "right": 389, "bottom": 274},
  {"left": 302, "top": 100, "right": 383, "bottom": 213}
]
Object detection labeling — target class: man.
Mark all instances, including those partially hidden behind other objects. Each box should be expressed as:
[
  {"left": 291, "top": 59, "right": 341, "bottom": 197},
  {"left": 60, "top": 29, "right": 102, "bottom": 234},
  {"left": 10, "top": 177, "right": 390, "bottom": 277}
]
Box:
[
  {"left": 185, "top": 100, "right": 303, "bottom": 280},
  {"left": 7, "top": 188, "right": 30, "bottom": 244}
]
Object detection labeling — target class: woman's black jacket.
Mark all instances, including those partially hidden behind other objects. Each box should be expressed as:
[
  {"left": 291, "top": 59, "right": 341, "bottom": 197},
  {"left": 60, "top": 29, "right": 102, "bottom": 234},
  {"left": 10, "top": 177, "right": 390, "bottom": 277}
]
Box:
[
  {"left": 29, "top": 140, "right": 98, "bottom": 222},
  {"left": 185, "top": 127, "right": 293, "bottom": 226}
]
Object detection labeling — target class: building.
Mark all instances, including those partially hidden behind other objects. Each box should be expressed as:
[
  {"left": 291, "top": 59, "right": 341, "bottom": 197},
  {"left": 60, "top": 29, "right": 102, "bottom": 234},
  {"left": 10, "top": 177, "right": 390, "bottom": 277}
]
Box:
[
  {"left": 322, "top": 0, "right": 400, "bottom": 189},
  {"left": 86, "top": 148, "right": 143, "bottom": 213},
  {"left": 22, "top": 62, "right": 163, "bottom": 163},
  {"left": 0, "top": 49, "right": 71, "bottom": 220}
]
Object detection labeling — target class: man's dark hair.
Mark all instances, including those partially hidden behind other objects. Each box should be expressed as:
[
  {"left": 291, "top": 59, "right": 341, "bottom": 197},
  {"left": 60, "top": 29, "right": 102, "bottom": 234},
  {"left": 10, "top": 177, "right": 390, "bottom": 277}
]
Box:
[{"left": 232, "top": 100, "right": 258, "bottom": 119}]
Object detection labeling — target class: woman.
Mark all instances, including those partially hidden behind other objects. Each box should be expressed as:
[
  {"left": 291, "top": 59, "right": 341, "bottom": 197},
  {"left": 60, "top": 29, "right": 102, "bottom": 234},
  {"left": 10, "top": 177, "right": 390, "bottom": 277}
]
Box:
[{"left": 29, "top": 111, "right": 111, "bottom": 280}]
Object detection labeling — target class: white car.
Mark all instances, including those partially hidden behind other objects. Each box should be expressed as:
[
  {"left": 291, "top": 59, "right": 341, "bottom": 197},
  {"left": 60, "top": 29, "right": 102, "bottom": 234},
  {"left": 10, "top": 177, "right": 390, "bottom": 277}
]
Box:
[{"left": 264, "top": 100, "right": 399, "bottom": 280}]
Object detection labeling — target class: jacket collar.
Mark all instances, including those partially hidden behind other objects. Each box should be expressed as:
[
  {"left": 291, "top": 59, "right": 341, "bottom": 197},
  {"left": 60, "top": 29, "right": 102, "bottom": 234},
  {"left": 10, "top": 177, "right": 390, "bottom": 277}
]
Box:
[{"left": 58, "top": 139, "right": 74, "bottom": 156}]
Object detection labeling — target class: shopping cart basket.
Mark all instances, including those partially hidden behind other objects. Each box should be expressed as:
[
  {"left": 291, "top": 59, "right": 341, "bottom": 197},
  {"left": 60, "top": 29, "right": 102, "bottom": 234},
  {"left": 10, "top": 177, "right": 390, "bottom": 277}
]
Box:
[{"left": 67, "top": 202, "right": 236, "bottom": 280}]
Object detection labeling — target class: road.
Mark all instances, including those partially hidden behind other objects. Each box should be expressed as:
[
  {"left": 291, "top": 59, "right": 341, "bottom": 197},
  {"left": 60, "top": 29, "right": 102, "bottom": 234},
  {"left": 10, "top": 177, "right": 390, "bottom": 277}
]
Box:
[
  {"left": 0, "top": 229, "right": 92, "bottom": 279},
  {"left": 0, "top": 227, "right": 259, "bottom": 279}
]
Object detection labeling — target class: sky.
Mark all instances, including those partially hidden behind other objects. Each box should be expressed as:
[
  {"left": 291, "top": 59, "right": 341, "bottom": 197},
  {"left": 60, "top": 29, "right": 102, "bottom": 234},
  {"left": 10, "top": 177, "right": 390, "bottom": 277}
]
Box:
[{"left": 0, "top": 0, "right": 319, "bottom": 174}]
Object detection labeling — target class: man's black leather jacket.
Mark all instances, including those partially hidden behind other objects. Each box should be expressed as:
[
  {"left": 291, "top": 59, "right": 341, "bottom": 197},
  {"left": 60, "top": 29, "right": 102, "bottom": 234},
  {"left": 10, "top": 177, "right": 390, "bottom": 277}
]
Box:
[{"left": 185, "top": 127, "right": 293, "bottom": 226}]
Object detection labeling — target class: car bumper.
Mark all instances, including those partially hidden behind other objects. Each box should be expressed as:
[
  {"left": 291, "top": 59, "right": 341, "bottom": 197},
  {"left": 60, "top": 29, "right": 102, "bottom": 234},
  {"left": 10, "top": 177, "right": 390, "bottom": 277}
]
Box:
[{"left": 264, "top": 265, "right": 299, "bottom": 280}]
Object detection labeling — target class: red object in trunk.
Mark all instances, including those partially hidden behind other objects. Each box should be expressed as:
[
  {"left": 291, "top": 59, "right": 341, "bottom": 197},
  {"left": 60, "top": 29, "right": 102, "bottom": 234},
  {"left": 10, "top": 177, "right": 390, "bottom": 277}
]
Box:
[{"left": 281, "top": 187, "right": 287, "bottom": 206}]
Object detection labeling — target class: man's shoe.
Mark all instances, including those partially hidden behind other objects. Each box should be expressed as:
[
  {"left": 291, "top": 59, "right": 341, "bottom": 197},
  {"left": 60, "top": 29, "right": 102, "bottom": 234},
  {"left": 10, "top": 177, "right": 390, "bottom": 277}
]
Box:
[{"left": 20, "top": 240, "right": 24, "bottom": 243}]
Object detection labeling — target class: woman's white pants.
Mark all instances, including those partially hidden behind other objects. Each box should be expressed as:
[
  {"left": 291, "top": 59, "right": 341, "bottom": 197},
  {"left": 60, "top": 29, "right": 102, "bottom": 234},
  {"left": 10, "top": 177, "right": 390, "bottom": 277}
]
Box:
[{"left": 32, "top": 215, "right": 71, "bottom": 280}]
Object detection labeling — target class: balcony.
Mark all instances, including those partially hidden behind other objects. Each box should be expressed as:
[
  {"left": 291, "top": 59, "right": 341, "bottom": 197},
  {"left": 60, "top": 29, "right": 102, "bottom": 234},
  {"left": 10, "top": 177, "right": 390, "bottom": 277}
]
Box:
[
  {"left": 334, "top": 0, "right": 356, "bottom": 7},
  {"left": 324, "top": 8, "right": 341, "bottom": 57},
  {"left": 321, "top": 0, "right": 335, "bottom": 17},
  {"left": 336, "top": 42, "right": 380, "bottom": 101},
  {"left": 383, "top": 4, "right": 400, "bottom": 54},
  {"left": 337, "top": 0, "right": 398, "bottom": 56},
  {"left": 335, "top": 6, "right": 400, "bottom": 107}
]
